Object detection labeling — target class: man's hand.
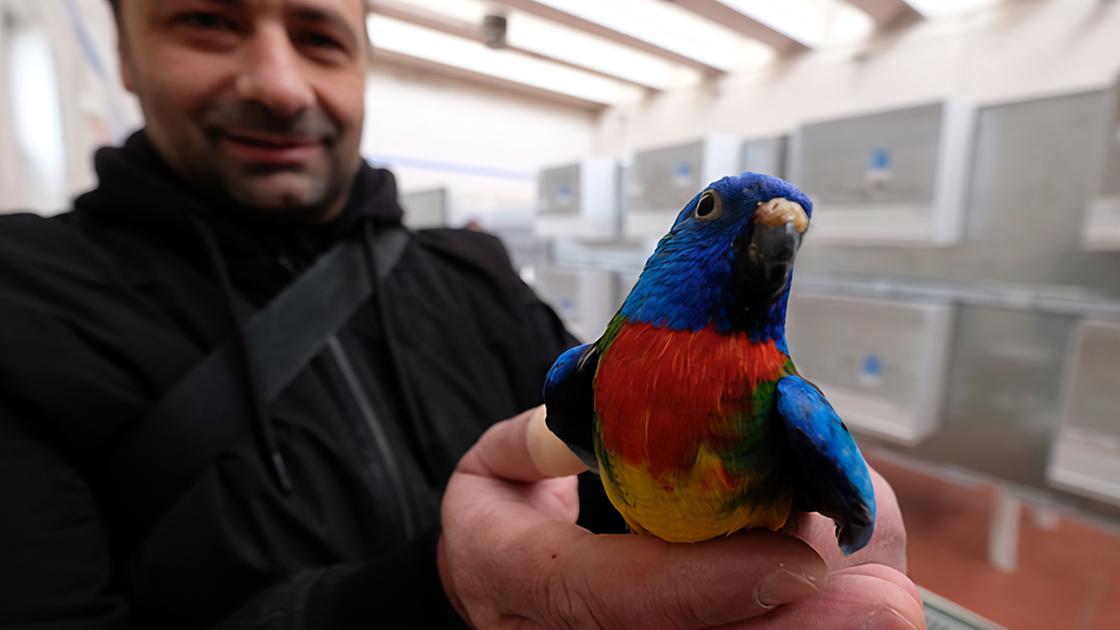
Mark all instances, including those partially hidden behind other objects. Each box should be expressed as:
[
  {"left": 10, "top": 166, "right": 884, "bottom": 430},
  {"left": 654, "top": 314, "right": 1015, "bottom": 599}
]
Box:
[{"left": 438, "top": 407, "right": 925, "bottom": 629}]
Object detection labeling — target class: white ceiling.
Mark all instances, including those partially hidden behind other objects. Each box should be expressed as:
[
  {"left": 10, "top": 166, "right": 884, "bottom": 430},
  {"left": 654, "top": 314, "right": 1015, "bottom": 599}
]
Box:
[{"left": 366, "top": 0, "right": 1014, "bottom": 107}]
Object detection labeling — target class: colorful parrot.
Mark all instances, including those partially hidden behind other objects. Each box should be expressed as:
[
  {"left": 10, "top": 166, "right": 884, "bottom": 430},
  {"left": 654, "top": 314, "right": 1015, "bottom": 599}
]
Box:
[{"left": 543, "top": 172, "right": 875, "bottom": 554}]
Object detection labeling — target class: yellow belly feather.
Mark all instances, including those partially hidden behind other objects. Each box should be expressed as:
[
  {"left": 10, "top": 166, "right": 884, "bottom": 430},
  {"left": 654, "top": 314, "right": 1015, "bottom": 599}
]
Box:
[{"left": 599, "top": 444, "right": 792, "bottom": 543}]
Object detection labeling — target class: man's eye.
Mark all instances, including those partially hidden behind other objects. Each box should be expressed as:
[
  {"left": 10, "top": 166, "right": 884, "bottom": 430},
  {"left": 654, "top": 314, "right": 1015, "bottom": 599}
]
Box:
[
  {"left": 177, "top": 12, "right": 236, "bottom": 32},
  {"left": 299, "top": 32, "right": 343, "bottom": 50}
]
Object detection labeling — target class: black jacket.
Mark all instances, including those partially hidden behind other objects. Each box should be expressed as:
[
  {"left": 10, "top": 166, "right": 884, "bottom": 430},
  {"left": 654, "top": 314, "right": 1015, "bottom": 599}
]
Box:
[{"left": 0, "top": 132, "right": 621, "bottom": 628}]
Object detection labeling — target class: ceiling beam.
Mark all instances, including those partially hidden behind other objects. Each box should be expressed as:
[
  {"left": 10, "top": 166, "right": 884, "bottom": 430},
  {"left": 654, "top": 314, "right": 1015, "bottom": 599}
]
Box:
[
  {"left": 491, "top": 0, "right": 725, "bottom": 76},
  {"left": 369, "top": 0, "right": 659, "bottom": 91},
  {"left": 369, "top": 0, "right": 479, "bottom": 42},
  {"left": 371, "top": 49, "right": 608, "bottom": 110},
  {"left": 842, "top": 0, "right": 922, "bottom": 28},
  {"left": 667, "top": 0, "right": 809, "bottom": 54}
]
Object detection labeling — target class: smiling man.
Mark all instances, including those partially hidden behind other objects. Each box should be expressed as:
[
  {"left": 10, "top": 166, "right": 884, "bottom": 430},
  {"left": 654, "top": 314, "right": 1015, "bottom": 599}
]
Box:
[
  {"left": 117, "top": 0, "right": 366, "bottom": 221},
  {"left": 0, "top": 1, "right": 923, "bottom": 629}
]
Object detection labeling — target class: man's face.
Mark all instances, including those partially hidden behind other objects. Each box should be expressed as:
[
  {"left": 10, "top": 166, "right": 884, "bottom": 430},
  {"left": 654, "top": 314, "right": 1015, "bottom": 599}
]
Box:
[{"left": 117, "top": 0, "right": 368, "bottom": 222}]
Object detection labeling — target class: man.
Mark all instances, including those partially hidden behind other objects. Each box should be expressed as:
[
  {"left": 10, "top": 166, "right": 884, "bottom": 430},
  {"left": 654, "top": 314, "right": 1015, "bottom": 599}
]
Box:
[{"left": 0, "top": 0, "right": 924, "bottom": 627}]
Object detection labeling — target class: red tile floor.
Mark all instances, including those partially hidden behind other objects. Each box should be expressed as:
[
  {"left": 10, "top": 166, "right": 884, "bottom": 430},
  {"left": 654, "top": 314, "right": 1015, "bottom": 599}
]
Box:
[{"left": 870, "top": 455, "right": 1120, "bottom": 630}]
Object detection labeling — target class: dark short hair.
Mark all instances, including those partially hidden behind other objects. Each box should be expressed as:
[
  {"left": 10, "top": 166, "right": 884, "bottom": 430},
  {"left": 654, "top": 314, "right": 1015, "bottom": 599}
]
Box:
[
  {"left": 106, "top": 1, "right": 371, "bottom": 23},
  {"left": 107, "top": 0, "right": 372, "bottom": 14},
  {"left": 107, "top": 0, "right": 372, "bottom": 58}
]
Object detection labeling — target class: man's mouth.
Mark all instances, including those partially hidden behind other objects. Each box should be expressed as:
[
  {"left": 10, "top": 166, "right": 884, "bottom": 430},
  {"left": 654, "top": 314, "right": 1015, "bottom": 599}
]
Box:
[{"left": 220, "top": 131, "right": 321, "bottom": 166}]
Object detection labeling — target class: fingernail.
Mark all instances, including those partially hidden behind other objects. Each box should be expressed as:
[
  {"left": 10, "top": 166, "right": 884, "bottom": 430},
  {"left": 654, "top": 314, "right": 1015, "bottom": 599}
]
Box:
[
  {"left": 861, "top": 607, "right": 919, "bottom": 630},
  {"left": 757, "top": 569, "right": 822, "bottom": 607}
]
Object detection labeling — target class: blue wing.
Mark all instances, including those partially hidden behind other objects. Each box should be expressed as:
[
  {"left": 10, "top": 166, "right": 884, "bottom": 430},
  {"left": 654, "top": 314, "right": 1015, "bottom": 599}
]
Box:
[
  {"left": 776, "top": 375, "right": 876, "bottom": 554},
  {"left": 543, "top": 344, "right": 600, "bottom": 473}
]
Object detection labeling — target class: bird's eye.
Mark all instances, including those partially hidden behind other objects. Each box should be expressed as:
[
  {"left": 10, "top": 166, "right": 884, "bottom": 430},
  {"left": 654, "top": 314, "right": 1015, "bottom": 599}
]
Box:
[{"left": 694, "top": 190, "right": 722, "bottom": 220}]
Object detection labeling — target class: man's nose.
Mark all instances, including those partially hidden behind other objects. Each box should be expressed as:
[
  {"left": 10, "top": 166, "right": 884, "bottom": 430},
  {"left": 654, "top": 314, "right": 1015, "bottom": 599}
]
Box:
[{"left": 235, "top": 26, "right": 315, "bottom": 118}]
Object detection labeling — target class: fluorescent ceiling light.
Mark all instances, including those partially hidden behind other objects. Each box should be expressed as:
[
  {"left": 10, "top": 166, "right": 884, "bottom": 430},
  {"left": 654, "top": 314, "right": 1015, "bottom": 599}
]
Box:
[
  {"left": 514, "top": 0, "right": 775, "bottom": 73},
  {"left": 507, "top": 13, "right": 703, "bottom": 90},
  {"left": 395, "top": 0, "right": 703, "bottom": 89},
  {"left": 902, "top": 0, "right": 1005, "bottom": 18},
  {"left": 367, "top": 14, "right": 644, "bottom": 105},
  {"left": 716, "top": 0, "right": 874, "bottom": 47},
  {"left": 391, "top": 0, "right": 485, "bottom": 23}
]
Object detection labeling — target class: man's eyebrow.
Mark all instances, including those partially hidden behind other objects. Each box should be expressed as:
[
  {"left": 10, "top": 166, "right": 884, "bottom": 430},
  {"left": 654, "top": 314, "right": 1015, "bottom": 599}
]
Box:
[{"left": 290, "top": 5, "right": 361, "bottom": 48}]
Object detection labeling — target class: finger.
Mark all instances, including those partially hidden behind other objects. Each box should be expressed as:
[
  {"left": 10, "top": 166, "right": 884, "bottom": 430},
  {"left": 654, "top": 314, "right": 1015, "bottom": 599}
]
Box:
[
  {"left": 786, "top": 466, "right": 908, "bottom": 572},
  {"left": 858, "top": 467, "right": 908, "bottom": 571},
  {"left": 732, "top": 564, "right": 926, "bottom": 630},
  {"left": 545, "top": 528, "right": 829, "bottom": 629},
  {"left": 833, "top": 563, "right": 923, "bottom": 611}
]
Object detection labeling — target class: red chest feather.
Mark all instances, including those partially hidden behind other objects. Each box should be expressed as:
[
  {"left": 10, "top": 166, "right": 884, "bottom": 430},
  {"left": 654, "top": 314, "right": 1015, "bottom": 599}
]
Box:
[{"left": 594, "top": 323, "right": 788, "bottom": 476}]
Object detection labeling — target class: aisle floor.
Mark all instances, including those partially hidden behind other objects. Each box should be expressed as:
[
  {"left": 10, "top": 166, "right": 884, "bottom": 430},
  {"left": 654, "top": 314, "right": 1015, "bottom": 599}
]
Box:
[{"left": 870, "top": 456, "right": 1120, "bottom": 630}]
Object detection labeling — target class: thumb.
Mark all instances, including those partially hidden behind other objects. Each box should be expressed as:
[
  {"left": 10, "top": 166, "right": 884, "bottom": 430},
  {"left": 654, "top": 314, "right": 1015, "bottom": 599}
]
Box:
[{"left": 458, "top": 406, "right": 588, "bottom": 481}]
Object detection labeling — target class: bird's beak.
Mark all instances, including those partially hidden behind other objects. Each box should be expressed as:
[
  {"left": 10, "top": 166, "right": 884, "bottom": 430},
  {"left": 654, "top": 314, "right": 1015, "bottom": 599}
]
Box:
[{"left": 746, "top": 198, "right": 809, "bottom": 299}]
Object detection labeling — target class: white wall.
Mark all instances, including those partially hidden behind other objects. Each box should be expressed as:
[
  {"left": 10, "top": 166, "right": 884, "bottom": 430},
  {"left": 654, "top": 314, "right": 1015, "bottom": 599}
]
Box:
[
  {"left": 362, "top": 63, "right": 597, "bottom": 225},
  {"left": 0, "top": 0, "right": 140, "bottom": 213},
  {"left": 595, "top": 0, "right": 1120, "bottom": 153}
]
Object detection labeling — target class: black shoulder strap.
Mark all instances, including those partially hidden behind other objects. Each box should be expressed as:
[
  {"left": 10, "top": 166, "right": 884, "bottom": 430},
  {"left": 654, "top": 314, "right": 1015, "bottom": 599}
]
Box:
[
  {"left": 246, "top": 226, "right": 409, "bottom": 402},
  {"left": 105, "top": 226, "right": 410, "bottom": 538}
]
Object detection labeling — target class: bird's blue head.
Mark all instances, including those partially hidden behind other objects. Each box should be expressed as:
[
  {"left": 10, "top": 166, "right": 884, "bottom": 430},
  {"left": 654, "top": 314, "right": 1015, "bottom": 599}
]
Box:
[{"left": 619, "top": 172, "right": 813, "bottom": 344}]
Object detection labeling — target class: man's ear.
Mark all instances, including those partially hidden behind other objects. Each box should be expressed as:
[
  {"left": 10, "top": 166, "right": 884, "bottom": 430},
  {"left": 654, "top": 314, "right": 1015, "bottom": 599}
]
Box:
[
  {"left": 118, "top": 40, "right": 136, "bottom": 93},
  {"left": 114, "top": 14, "right": 136, "bottom": 94}
]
